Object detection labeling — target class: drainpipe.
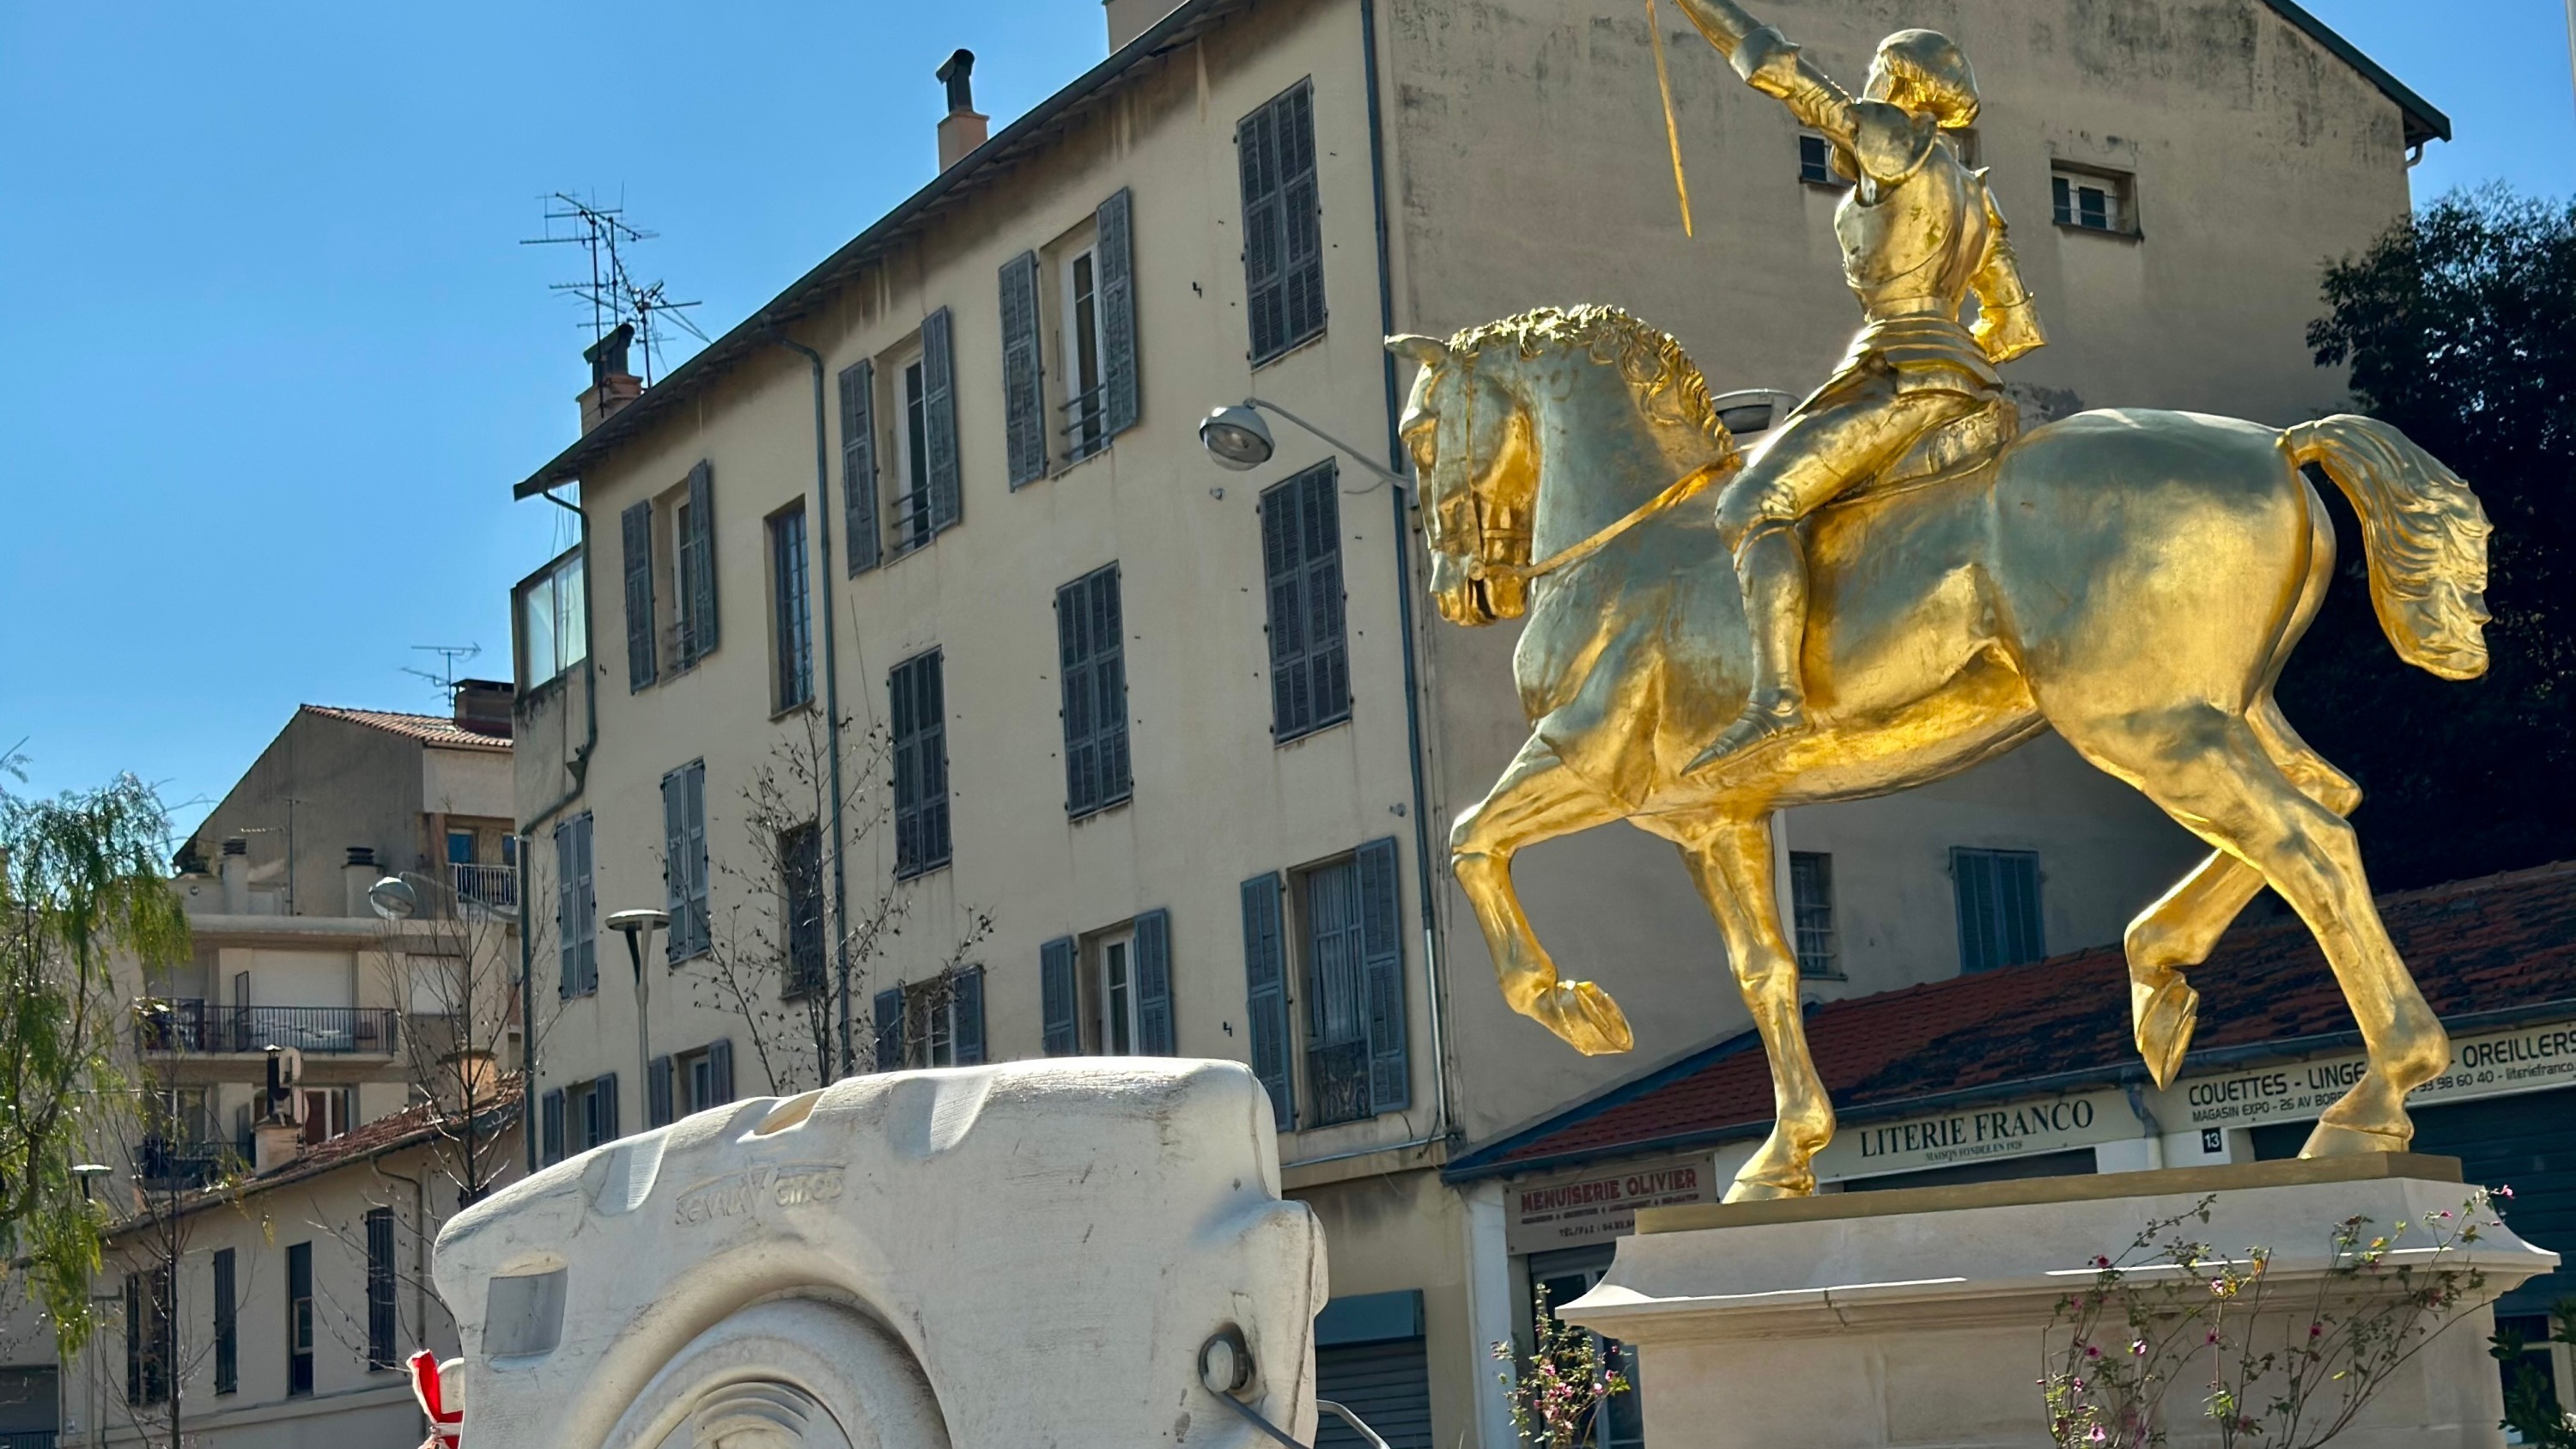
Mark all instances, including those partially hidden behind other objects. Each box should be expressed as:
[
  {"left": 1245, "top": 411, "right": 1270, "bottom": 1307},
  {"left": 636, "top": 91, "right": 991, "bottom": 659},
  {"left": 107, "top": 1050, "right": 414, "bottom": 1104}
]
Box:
[
  {"left": 765, "top": 331, "right": 856, "bottom": 1077},
  {"left": 1359, "top": 0, "right": 1454, "bottom": 1142},
  {"left": 518, "top": 490, "right": 598, "bottom": 1173}
]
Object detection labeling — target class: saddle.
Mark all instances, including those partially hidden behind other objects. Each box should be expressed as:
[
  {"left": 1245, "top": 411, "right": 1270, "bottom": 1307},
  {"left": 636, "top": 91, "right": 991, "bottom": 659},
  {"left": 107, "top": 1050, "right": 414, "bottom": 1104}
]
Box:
[{"left": 1832, "top": 393, "right": 2020, "bottom": 508}]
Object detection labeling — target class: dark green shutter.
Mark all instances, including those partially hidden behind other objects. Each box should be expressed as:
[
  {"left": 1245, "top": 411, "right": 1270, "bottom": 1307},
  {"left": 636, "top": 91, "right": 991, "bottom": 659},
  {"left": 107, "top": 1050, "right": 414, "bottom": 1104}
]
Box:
[
  {"left": 953, "top": 965, "right": 986, "bottom": 1065},
  {"left": 1240, "top": 873, "right": 1292, "bottom": 1129},
  {"left": 1000, "top": 252, "right": 1046, "bottom": 487},
  {"left": 838, "top": 360, "right": 881, "bottom": 574},
  {"left": 124, "top": 1273, "right": 141, "bottom": 1404},
  {"left": 593, "top": 1072, "right": 619, "bottom": 1144},
  {"left": 213, "top": 1248, "right": 237, "bottom": 1394},
  {"left": 1953, "top": 848, "right": 2044, "bottom": 972},
  {"left": 1238, "top": 82, "right": 1324, "bottom": 364},
  {"left": 873, "top": 986, "right": 906, "bottom": 1071},
  {"left": 621, "top": 500, "right": 656, "bottom": 690},
  {"left": 1041, "top": 936, "right": 1078, "bottom": 1055},
  {"left": 541, "top": 1087, "right": 564, "bottom": 1164},
  {"left": 1357, "top": 837, "right": 1408, "bottom": 1111},
  {"left": 683, "top": 764, "right": 709, "bottom": 957},
  {"left": 920, "top": 307, "right": 961, "bottom": 533},
  {"left": 554, "top": 823, "right": 578, "bottom": 997},
  {"left": 683, "top": 460, "right": 718, "bottom": 660},
  {"left": 648, "top": 1055, "right": 674, "bottom": 1128},
  {"left": 708, "top": 1038, "right": 734, "bottom": 1104},
  {"left": 1261, "top": 464, "right": 1349, "bottom": 740},
  {"left": 1134, "top": 907, "right": 1173, "bottom": 1055},
  {"left": 1058, "top": 566, "right": 1130, "bottom": 816},
  {"left": 1097, "top": 187, "right": 1139, "bottom": 435},
  {"left": 661, "top": 768, "right": 688, "bottom": 952}
]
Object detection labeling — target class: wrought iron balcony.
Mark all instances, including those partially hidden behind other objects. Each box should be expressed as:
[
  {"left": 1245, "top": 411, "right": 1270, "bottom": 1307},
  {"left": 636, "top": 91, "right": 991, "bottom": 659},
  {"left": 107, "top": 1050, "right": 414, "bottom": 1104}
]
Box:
[
  {"left": 136, "top": 1002, "right": 398, "bottom": 1056},
  {"left": 1305, "top": 1039, "right": 1373, "bottom": 1128},
  {"left": 450, "top": 861, "right": 517, "bottom": 911},
  {"left": 0, "top": 1430, "right": 60, "bottom": 1449},
  {"left": 136, "top": 1136, "right": 245, "bottom": 1190}
]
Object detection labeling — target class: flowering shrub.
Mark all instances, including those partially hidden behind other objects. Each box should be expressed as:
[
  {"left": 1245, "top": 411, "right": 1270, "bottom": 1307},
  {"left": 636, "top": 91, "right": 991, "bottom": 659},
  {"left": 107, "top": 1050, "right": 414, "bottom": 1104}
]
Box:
[
  {"left": 1493, "top": 1284, "right": 1631, "bottom": 1448},
  {"left": 2041, "top": 1189, "right": 2502, "bottom": 1447},
  {"left": 2490, "top": 1296, "right": 2576, "bottom": 1447}
]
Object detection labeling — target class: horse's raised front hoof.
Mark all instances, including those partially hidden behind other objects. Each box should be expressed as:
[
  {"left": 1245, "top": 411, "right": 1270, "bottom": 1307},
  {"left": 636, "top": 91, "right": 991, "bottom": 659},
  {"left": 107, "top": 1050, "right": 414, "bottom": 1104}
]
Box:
[
  {"left": 1530, "top": 980, "right": 1633, "bottom": 1056},
  {"left": 2300, "top": 1119, "right": 2412, "bottom": 1158},
  {"left": 2129, "top": 970, "right": 2200, "bottom": 1091}
]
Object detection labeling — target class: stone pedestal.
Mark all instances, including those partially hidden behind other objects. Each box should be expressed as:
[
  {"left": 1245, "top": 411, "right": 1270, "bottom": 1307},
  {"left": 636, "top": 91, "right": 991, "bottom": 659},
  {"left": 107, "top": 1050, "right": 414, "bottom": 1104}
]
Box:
[{"left": 1562, "top": 1154, "right": 2559, "bottom": 1449}]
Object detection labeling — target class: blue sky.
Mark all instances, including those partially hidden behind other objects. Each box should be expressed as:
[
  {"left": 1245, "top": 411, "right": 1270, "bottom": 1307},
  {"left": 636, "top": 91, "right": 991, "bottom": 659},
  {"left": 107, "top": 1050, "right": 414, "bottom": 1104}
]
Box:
[{"left": 2, "top": 1, "right": 2567, "bottom": 837}]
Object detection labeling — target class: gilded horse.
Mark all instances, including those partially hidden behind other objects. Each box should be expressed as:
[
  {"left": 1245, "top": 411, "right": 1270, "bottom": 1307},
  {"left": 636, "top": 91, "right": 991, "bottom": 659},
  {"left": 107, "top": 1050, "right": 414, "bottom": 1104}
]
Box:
[{"left": 1390, "top": 306, "right": 2491, "bottom": 1202}]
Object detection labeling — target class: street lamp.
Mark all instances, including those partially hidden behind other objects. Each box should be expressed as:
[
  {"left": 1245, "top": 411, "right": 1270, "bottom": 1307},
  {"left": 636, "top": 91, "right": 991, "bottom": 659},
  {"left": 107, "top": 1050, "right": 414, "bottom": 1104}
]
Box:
[
  {"left": 1197, "top": 398, "right": 1408, "bottom": 490},
  {"left": 70, "top": 1163, "right": 110, "bottom": 1202},
  {"left": 367, "top": 874, "right": 420, "bottom": 920},
  {"left": 605, "top": 909, "right": 670, "bottom": 1106}
]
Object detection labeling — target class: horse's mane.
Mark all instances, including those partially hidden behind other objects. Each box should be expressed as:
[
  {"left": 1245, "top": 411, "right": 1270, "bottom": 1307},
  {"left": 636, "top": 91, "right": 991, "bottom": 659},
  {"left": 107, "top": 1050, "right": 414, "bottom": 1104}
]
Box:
[{"left": 1445, "top": 305, "right": 1728, "bottom": 449}]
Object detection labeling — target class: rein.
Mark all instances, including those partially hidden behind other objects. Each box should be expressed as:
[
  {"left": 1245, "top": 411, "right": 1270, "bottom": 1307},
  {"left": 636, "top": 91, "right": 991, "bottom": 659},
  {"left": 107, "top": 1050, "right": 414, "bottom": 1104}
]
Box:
[{"left": 1466, "top": 459, "right": 1732, "bottom": 583}]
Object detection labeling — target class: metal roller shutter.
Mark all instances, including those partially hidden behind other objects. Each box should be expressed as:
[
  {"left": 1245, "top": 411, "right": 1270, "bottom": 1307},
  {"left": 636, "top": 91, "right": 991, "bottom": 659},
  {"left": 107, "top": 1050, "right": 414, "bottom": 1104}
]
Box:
[{"left": 1315, "top": 1339, "right": 1432, "bottom": 1449}]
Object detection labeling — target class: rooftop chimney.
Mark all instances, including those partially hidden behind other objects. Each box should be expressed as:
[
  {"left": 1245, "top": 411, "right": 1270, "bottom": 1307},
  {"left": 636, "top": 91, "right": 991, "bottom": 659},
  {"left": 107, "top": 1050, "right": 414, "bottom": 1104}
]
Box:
[
  {"left": 578, "top": 322, "right": 643, "bottom": 434},
  {"left": 936, "top": 50, "right": 989, "bottom": 172},
  {"left": 453, "top": 679, "right": 515, "bottom": 737},
  {"left": 1105, "top": 0, "right": 1183, "bottom": 50},
  {"left": 343, "top": 845, "right": 380, "bottom": 918}
]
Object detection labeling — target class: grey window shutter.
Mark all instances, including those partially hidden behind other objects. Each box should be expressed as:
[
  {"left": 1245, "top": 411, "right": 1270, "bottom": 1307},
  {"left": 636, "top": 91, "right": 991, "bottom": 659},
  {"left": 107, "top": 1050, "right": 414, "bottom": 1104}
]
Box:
[
  {"left": 1057, "top": 566, "right": 1130, "bottom": 817},
  {"left": 838, "top": 360, "right": 881, "bottom": 574},
  {"left": 621, "top": 500, "right": 657, "bottom": 691},
  {"left": 1041, "top": 936, "right": 1078, "bottom": 1055},
  {"left": 1239, "top": 874, "right": 1292, "bottom": 1129},
  {"left": 540, "top": 1088, "right": 564, "bottom": 1164},
  {"left": 999, "top": 252, "right": 1046, "bottom": 487},
  {"left": 1356, "top": 836, "right": 1408, "bottom": 1111},
  {"left": 708, "top": 1038, "right": 734, "bottom": 1105},
  {"left": 873, "top": 986, "right": 906, "bottom": 1071},
  {"left": 1238, "top": 82, "right": 1324, "bottom": 364},
  {"left": 554, "top": 823, "right": 577, "bottom": 997},
  {"left": 1097, "top": 187, "right": 1139, "bottom": 435},
  {"left": 1134, "top": 906, "right": 1174, "bottom": 1056},
  {"left": 574, "top": 816, "right": 597, "bottom": 994},
  {"left": 684, "top": 460, "right": 718, "bottom": 660},
  {"left": 661, "top": 769, "right": 688, "bottom": 947},
  {"left": 648, "top": 1055, "right": 674, "bottom": 1128},
  {"left": 683, "top": 763, "right": 710, "bottom": 956},
  {"left": 953, "top": 965, "right": 987, "bottom": 1065},
  {"left": 920, "top": 307, "right": 961, "bottom": 532},
  {"left": 1260, "top": 464, "right": 1349, "bottom": 740},
  {"left": 594, "top": 1072, "right": 620, "bottom": 1144}
]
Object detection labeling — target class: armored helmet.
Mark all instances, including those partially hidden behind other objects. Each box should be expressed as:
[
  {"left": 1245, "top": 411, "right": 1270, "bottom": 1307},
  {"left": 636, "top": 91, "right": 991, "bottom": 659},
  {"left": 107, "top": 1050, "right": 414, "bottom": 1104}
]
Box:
[{"left": 1870, "top": 29, "right": 1979, "bottom": 129}]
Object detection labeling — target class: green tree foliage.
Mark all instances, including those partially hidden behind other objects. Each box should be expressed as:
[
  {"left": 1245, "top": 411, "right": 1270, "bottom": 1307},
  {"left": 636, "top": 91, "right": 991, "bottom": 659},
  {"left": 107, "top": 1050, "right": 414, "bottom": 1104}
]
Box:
[
  {"left": 0, "top": 770, "right": 189, "bottom": 1355},
  {"left": 2288, "top": 186, "right": 2576, "bottom": 890}
]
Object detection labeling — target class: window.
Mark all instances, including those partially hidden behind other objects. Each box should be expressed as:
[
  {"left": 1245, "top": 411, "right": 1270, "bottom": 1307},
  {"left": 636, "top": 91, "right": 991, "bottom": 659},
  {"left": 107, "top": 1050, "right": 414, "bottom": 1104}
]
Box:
[
  {"left": 1058, "top": 565, "right": 1131, "bottom": 817},
  {"left": 890, "top": 652, "right": 951, "bottom": 878},
  {"left": 295, "top": 1087, "right": 349, "bottom": 1147},
  {"left": 1796, "top": 131, "right": 1844, "bottom": 186},
  {"left": 124, "top": 1265, "right": 172, "bottom": 1406},
  {"left": 366, "top": 1206, "right": 398, "bottom": 1369},
  {"left": 857, "top": 312, "right": 959, "bottom": 563},
  {"left": 1238, "top": 79, "right": 1326, "bottom": 363},
  {"left": 213, "top": 1246, "right": 237, "bottom": 1395},
  {"left": 447, "top": 830, "right": 476, "bottom": 867},
  {"left": 286, "top": 1242, "right": 313, "bottom": 1397},
  {"left": 1062, "top": 245, "right": 1108, "bottom": 460},
  {"left": 1099, "top": 931, "right": 1139, "bottom": 1055},
  {"left": 513, "top": 545, "right": 588, "bottom": 691},
  {"left": 896, "top": 353, "right": 934, "bottom": 549},
  {"left": 872, "top": 967, "right": 985, "bottom": 1070},
  {"left": 678, "top": 1039, "right": 733, "bottom": 1115},
  {"left": 780, "top": 821, "right": 825, "bottom": 995},
  {"left": 1241, "top": 839, "right": 1406, "bottom": 1131},
  {"left": 1789, "top": 850, "right": 1840, "bottom": 977},
  {"left": 1006, "top": 189, "right": 1139, "bottom": 485},
  {"left": 563, "top": 1073, "right": 619, "bottom": 1151},
  {"left": 661, "top": 760, "right": 710, "bottom": 960},
  {"left": 1953, "top": 847, "right": 2044, "bottom": 973},
  {"left": 2051, "top": 165, "right": 2135, "bottom": 235},
  {"left": 1261, "top": 463, "right": 1351, "bottom": 741},
  {"left": 555, "top": 813, "right": 597, "bottom": 998},
  {"left": 541, "top": 1087, "right": 564, "bottom": 1165},
  {"left": 1040, "top": 910, "right": 1172, "bottom": 1056},
  {"left": 769, "top": 505, "right": 813, "bottom": 711},
  {"left": 1527, "top": 1250, "right": 1644, "bottom": 1449},
  {"left": 619, "top": 461, "right": 719, "bottom": 689}
]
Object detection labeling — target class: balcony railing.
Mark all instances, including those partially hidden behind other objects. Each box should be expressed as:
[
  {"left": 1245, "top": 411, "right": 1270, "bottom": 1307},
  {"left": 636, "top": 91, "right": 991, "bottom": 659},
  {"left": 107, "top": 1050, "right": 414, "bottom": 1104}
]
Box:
[
  {"left": 450, "top": 861, "right": 517, "bottom": 912},
  {"left": 136, "top": 1002, "right": 399, "bottom": 1056},
  {"left": 1306, "top": 1039, "right": 1372, "bottom": 1129},
  {"left": 0, "top": 1430, "right": 60, "bottom": 1449},
  {"left": 137, "top": 1136, "right": 246, "bottom": 1190}
]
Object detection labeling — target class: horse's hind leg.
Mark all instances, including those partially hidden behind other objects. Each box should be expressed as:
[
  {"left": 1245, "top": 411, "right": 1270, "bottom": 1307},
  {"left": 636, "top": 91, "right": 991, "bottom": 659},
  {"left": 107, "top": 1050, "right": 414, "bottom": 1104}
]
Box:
[
  {"left": 1451, "top": 733, "right": 1635, "bottom": 1056},
  {"left": 1680, "top": 819, "right": 1833, "bottom": 1199},
  {"left": 2062, "top": 705, "right": 2445, "bottom": 1154},
  {"left": 2123, "top": 695, "right": 2364, "bottom": 1084}
]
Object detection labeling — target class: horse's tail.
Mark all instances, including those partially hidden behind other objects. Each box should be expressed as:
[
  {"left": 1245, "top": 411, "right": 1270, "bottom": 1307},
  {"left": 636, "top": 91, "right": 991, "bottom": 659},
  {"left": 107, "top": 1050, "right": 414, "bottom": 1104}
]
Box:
[{"left": 2281, "top": 415, "right": 2492, "bottom": 681}]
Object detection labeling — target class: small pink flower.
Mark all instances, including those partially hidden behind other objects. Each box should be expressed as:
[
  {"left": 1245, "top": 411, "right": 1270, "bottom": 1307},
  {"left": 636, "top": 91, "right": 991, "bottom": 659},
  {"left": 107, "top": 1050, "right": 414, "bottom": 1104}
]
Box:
[
  {"left": 2309, "top": 1322, "right": 2324, "bottom": 1338},
  {"left": 2094, "top": 1255, "right": 2113, "bottom": 1269},
  {"left": 2130, "top": 1340, "right": 2148, "bottom": 1357},
  {"left": 2086, "top": 1344, "right": 2102, "bottom": 1360},
  {"left": 2497, "top": 1185, "right": 2515, "bottom": 1199}
]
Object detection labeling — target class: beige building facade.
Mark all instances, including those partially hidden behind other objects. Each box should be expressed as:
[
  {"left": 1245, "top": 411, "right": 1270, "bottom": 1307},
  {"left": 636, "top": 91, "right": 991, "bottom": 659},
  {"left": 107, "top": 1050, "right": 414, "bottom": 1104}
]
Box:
[
  {"left": 504, "top": 1, "right": 2443, "bottom": 1444},
  {"left": 1, "top": 698, "right": 528, "bottom": 1448}
]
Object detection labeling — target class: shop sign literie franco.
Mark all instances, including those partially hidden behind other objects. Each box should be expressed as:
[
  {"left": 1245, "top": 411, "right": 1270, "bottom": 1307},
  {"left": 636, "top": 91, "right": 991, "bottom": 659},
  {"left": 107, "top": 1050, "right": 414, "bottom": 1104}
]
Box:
[
  {"left": 1812, "top": 1087, "right": 2133, "bottom": 1184},
  {"left": 2152, "top": 1018, "right": 2576, "bottom": 1131}
]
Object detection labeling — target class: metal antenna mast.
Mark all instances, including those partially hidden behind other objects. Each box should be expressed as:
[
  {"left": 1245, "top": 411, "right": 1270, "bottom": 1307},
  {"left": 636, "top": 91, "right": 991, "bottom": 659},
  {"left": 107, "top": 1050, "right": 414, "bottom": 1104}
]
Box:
[
  {"left": 402, "top": 644, "right": 484, "bottom": 704},
  {"left": 522, "top": 192, "right": 708, "bottom": 384}
]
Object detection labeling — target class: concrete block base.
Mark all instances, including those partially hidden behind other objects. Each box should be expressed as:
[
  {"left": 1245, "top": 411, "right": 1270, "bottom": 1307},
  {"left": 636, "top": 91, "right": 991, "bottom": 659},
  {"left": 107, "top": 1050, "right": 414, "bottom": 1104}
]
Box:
[{"left": 1562, "top": 1154, "right": 2560, "bottom": 1449}]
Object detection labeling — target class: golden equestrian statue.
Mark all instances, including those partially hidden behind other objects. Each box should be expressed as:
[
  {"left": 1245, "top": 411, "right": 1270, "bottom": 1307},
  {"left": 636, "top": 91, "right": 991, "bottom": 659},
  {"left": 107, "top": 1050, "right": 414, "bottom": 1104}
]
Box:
[{"left": 1387, "top": 5, "right": 2491, "bottom": 1204}]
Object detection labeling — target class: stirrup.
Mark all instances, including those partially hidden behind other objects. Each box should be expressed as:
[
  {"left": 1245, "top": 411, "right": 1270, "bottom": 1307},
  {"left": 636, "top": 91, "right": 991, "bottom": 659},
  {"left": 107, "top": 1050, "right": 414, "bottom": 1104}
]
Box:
[{"left": 1685, "top": 701, "right": 1807, "bottom": 776}]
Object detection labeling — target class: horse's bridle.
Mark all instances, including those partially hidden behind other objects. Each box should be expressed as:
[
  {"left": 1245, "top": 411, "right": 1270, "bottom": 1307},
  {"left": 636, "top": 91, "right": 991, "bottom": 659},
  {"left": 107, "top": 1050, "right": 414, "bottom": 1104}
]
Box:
[{"left": 1435, "top": 347, "right": 1735, "bottom": 588}]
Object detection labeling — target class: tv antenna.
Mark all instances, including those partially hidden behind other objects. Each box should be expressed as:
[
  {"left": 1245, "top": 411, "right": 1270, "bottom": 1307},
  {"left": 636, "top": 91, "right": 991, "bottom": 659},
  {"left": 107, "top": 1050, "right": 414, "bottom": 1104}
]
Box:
[
  {"left": 522, "top": 192, "right": 708, "bottom": 385},
  {"left": 403, "top": 644, "right": 483, "bottom": 703}
]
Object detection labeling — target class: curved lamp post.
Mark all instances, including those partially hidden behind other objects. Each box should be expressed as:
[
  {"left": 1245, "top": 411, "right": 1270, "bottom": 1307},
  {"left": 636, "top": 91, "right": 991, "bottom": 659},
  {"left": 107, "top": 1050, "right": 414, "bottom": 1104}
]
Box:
[{"left": 1197, "top": 399, "right": 1408, "bottom": 490}]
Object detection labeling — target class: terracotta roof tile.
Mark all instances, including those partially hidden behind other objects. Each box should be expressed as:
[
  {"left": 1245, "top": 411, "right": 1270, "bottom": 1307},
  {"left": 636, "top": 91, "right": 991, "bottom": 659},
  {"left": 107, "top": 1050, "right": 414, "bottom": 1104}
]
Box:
[
  {"left": 1457, "top": 861, "right": 2576, "bottom": 1176},
  {"left": 303, "top": 703, "right": 511, "bottom": 750}
]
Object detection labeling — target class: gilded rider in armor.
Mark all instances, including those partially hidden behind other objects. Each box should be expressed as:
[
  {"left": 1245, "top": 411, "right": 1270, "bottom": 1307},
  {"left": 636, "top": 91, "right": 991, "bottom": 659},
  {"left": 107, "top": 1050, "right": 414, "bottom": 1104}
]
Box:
[{"left": 1674, "top": 1, "right": 2046, "bottom": 773}]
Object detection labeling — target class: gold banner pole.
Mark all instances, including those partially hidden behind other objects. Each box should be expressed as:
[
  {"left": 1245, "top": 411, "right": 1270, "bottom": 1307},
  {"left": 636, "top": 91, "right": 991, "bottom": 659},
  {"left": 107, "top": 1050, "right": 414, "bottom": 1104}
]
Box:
[{"left": 1646, "top": 0, "right": 1694, "bottom": 237}]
